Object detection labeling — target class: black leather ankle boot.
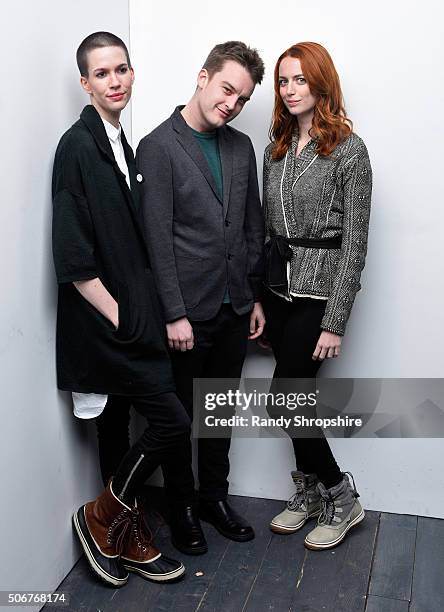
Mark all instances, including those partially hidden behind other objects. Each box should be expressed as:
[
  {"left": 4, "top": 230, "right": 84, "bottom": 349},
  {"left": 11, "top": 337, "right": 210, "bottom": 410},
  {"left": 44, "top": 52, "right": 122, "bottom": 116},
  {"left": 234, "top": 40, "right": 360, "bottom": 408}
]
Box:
[
  {"left": 169, "top": 504, "right": 208, "bottom": 555},
  {"left": 199, "top": 500, "right": 254, "bottom": 542}
]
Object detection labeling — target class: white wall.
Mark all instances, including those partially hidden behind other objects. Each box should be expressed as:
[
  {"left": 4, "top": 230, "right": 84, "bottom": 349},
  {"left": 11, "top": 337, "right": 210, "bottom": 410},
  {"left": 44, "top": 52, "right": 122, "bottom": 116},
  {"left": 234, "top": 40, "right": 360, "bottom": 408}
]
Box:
[
  {"left": 2, "top": 1, "right": 443, "bottom": 598},
  {"left": 130, "top": 0, "right": 444, "bottom": 517},
  {"left": 0, "top": 0, "right": 131, "bottom": 601}
]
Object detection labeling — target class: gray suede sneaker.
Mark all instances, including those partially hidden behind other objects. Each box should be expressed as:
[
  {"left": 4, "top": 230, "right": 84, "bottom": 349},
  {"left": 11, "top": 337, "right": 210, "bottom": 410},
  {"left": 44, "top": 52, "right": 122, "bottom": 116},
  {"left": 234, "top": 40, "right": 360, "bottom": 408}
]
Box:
[
  {"left": 304, "top": 472, "right": 365, "bottom": 550},
  {"left": 270, "top": 471, "right": 321, "bottom": 534}
]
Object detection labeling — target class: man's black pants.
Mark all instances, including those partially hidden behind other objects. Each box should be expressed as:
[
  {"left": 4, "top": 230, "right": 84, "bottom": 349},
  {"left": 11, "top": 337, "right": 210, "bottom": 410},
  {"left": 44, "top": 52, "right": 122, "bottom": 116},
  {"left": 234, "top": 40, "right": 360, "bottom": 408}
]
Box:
[
  {"left": 96, "top": 304, "right": 250, "bottom": 505},
  {"left": 163, "top": 304, "right": 250, "bottom": 504}
]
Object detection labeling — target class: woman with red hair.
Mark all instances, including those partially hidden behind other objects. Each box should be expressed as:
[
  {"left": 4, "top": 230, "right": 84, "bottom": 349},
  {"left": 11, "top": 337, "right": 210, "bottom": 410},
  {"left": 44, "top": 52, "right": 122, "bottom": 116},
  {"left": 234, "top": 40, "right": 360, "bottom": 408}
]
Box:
[{"left": 262, "top": 42, "right": 372, "bottom": 550}]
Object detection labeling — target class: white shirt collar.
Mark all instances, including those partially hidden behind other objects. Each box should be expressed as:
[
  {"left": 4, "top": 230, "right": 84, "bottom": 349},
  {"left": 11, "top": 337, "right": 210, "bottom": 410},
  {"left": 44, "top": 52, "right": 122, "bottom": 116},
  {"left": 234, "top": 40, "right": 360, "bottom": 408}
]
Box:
[{"left": 101, "top": 117, "right": 122, "bottom": 143}]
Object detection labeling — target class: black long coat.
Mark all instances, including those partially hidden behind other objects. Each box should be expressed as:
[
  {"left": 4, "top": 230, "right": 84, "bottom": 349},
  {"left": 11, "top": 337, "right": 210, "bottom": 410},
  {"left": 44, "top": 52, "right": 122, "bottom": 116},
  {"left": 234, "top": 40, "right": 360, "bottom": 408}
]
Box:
[{"left": 52, "top": 105, "right": 174, "bottom": 395}]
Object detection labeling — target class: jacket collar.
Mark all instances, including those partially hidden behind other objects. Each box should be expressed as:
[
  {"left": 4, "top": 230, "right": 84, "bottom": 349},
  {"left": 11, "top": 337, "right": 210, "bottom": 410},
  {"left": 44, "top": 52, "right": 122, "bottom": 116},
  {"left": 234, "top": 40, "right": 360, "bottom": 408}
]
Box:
[
  {"left": 290, "top": 126, "right": 319, "bottom": 168},
  {"left": 80, "top": 104, "right": 137, "bottom": 195},
  {"left": 171, "top": 106, "right": 232, "bottom": 208},
  {"left": 80, "top": 105, "right": 117, "bottom": 164},
  {"left": 79, "top": 105, "right": 144, "bottom": 231},
  {"left": 279, "top": 128, "right": 320, "bottom": 235}
]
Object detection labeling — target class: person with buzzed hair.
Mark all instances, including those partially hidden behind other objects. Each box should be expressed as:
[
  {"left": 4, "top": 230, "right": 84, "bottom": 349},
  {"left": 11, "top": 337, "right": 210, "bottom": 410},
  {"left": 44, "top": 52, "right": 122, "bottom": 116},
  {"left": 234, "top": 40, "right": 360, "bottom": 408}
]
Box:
[
  {"left": 52, "top": 31, "right": 188, "bottom": 587},
  {"left": 136, "top": 41, "right": 266, "bottom": 555}
]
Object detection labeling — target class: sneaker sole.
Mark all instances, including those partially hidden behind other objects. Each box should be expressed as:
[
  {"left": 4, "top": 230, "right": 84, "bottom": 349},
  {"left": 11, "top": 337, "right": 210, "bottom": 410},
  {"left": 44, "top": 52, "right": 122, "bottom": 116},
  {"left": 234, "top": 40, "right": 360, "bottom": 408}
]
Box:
[
  {"left": 304, "top": 508, "right": 365, "bottom": 550},
  {"left": 72, "top": 510, "right": 128, "bottom": 587},
  {"left": 270, "top": 510, "right": 320, "bottom": 534},
  {"left": 123, "top": 562, "right": 185, "bottom": 582}
]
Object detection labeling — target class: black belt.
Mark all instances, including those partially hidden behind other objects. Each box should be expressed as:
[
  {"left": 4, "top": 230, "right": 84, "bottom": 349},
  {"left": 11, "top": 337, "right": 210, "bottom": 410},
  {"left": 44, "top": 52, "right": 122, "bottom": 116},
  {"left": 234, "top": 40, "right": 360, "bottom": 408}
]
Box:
[{"left": 264, "top": 234, "right": 342, "bottom": 292}]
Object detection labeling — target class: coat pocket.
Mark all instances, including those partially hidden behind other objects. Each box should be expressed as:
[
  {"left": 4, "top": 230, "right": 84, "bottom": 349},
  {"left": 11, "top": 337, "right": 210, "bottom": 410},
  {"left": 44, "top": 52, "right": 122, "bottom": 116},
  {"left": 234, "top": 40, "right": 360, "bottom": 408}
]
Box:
[
  {"left": 113, "top": 281, "right": 144, "bottom": 343},
  {"left": 113, "top": 276, "right": 167, "bottom": 350}
]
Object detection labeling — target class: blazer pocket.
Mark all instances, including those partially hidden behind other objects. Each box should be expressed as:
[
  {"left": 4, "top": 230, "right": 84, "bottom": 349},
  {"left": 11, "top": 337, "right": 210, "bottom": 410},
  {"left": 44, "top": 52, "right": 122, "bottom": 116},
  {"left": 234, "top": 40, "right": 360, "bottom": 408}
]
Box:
[
  {"left": 232, "top": 162, "right": 249, "bottom": 177},
  {"left": 175, "top": 254, "right": 206, "bottom": 309},
  {"left": 230, "top": 173, "right": 248, "bottom": 200}
]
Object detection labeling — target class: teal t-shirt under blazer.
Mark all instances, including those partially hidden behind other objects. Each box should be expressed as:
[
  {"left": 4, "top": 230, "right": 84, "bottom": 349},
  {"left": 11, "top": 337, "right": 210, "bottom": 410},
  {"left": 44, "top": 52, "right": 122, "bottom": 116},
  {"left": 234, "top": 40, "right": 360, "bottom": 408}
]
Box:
[{"left": 191, "top": 128, "right": 230, "bottom": 304}]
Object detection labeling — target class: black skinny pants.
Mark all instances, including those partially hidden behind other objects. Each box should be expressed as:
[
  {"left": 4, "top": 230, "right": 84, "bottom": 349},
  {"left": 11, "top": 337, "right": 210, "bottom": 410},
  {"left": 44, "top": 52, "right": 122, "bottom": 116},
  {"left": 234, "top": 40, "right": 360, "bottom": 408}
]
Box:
[
  {"left": 262, "top": 288, "right": 342, "bottom": 489},
  {"left": 97, "top": 392, "right": 190, "bottom": 507}
]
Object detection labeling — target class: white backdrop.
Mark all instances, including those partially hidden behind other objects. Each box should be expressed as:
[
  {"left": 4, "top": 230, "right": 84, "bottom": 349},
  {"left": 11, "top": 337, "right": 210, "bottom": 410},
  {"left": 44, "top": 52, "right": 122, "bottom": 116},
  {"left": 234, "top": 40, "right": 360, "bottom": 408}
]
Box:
[
  {"left": 130, "top": 0, "right": 444, "bottom": 516},
  {"left": 1, "top": 0, "right": 443, "bottom": 599}
]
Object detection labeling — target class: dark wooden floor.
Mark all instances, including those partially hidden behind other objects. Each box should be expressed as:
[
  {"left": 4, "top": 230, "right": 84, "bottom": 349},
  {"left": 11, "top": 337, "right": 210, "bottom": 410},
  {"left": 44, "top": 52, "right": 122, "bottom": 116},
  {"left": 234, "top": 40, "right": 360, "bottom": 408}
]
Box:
[{"left": 46, "top": 488, "right": 444, "bottom": 612}]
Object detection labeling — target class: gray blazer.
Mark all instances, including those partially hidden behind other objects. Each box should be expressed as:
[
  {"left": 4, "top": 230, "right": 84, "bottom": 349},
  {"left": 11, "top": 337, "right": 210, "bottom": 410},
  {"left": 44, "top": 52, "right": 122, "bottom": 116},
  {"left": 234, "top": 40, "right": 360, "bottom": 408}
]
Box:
[
  {"left": 263, "top": 131, "right": 372, "bottom": 336},
  {"left": 136, "top": 107, "right": 264, "bottom": 322}
]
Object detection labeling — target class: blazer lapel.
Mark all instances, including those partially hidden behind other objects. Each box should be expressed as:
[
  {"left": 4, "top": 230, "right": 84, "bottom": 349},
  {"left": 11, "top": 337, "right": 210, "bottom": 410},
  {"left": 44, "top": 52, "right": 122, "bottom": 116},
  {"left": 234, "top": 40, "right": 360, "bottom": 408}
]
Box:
[
  {"left": 80, "top": 105, "right": 117, "bottom": 164},
  {"left": 171, "top": 107, "right": 223, "bottom": 204},
  {"left": 218, "top": 126, "right": 233, "bottom": 219}
]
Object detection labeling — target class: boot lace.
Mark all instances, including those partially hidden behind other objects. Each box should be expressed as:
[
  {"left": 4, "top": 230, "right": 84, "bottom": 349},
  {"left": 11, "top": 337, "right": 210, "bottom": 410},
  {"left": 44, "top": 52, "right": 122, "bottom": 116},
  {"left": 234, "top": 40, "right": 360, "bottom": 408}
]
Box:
[
  {"left": 130, "top": 506, "right": 154, "bottom": 553},
  {"left": 106, "top": 508, "right": 132, "bottom": 555},
  {"left": 287, "top": 479, "right": 307, "bottom": 512},
  {"left": 318, "top": 493, "right": 335, "bottom": 526}
]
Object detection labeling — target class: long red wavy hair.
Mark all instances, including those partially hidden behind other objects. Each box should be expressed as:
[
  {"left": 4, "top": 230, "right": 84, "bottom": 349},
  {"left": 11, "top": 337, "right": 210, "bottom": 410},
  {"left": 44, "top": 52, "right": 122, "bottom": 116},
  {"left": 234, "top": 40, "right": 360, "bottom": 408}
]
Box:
[{"left": 270, "top": 42, "right": 352, "bottom": 160}]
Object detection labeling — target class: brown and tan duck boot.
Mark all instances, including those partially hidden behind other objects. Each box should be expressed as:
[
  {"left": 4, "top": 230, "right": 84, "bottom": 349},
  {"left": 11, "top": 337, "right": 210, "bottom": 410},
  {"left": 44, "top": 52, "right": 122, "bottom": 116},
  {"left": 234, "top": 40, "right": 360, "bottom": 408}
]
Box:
[
  {"left": 121, "top": 499, "right": 185, "bottom": 582},
  {"left": 72, "top": 480, "right": 131, "bottom": 587}
]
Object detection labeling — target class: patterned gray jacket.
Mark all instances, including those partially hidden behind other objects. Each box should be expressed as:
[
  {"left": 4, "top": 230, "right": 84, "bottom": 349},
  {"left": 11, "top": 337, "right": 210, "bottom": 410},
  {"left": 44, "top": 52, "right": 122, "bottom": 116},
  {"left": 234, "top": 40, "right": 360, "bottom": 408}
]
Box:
[{"left": 263, "top": 131, "right": 372, "bottom": 336}]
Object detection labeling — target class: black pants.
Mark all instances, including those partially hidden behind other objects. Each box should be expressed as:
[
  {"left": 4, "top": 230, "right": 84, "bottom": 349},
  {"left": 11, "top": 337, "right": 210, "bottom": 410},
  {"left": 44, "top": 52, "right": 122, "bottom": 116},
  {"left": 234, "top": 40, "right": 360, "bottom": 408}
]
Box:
[
  {"left": 96, "top": 392, "right": 190, "bottom": 506},
  {"left": 162, "top": 304, "right": 250, "bottom": 504},
  {"left": 96, "top": 395, "right": 131, "bottom": 486},
  {"left": 96, "top": 305, "right": 250, "bottom": 504},
  {"left": 262, "top": 288, "right": 342, "bottom": 489}
]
